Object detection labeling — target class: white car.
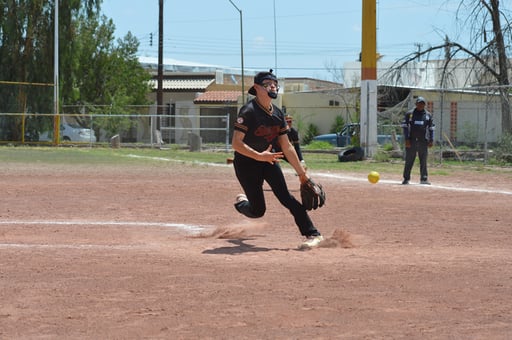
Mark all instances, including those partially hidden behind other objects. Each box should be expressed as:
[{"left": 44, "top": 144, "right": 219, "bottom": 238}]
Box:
[{"left": 39, "top": 121, "right": 96, "bottom": 142}]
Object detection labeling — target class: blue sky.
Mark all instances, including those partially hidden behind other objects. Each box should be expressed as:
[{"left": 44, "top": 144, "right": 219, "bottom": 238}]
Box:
[{"left": 101, "top": 0, "right": 465, "bottom": 81}]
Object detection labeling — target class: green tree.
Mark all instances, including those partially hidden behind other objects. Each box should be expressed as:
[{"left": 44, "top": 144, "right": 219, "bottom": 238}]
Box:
[
  {"left": 69, "top": 14, "right": 151, "bottom": 137},
  {"left": 0, "top": 0, "right": 102, "bottom": 110},
  {"left": 0, "top": 0, "right": 151, "bottom": 141},
  {"left": 303, "top": 123, "right": 319, "bottom": 145},
  {"left": 0, "top": 0, "right": 101, "bottom": 139}
]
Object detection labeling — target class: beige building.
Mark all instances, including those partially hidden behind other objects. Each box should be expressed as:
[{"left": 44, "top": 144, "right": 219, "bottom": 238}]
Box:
[
  {"left": 147, "top": 69, "right": 346, "bottom": 145},
  {"left": 144, "top": 58, "right": 504, "bottom": 146}
]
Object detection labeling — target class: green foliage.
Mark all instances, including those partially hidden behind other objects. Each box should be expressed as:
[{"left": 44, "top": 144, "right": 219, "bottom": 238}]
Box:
[
  {"left": 351, "top": 133, "right": 360, "bottom": 147},
  {"left": 302, "top": 123, "right": 320, "bottom": 145},
  {"left": 495, "top": 133, "right": 512, "bottom": 163},
  {"left": 0, "top": 1, "right": 151, "bottom": 140},
  {"left": 461, "top": 121, "right": 478, "bottom": 147},
  {"left": 330, "top": 115, "right": 345, "bottom": 133},
  {"left": 498, "top": 133, "right": 512, "bottom": 151},
  {"left": 71, "top": 16, "right": 151, "bottom": 137},
  {"left": 303, "top": 141, "right": 334, "bottom": 150},
  {"left": 72, "top": 16, "right": 151, "bottom": 109},
  {"left": 381, "top": 143, "right": 394, "bottom": 151},
  {"left": 372, "top": 149, "right": 391, "bottom": 162}
]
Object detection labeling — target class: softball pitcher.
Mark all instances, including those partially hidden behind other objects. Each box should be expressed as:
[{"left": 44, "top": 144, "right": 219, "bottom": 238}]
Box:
[{"left": 231, "top": 70, "right": 323, "bottom": 249}]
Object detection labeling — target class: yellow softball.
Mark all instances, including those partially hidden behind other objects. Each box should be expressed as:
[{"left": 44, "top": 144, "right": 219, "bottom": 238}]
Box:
[{"left": 368, "top": 171, "right": 380, "bottom": 184}]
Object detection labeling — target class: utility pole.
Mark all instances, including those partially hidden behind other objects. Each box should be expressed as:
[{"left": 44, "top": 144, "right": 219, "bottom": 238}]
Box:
[
  {"left": 157, "top": 0, "right": 164, "bottom": 128},
  {"left": 273, "top": 0, "right": 277, "bottom": 75},
  {"left": 360, "top": 0, "right": 378, "bottom": 157},
  {"left": 228, "top": 0, "right": 245, "bottom": 103},
  {"left": 53, "top": 0, "right": 60, "bottom": 144}
]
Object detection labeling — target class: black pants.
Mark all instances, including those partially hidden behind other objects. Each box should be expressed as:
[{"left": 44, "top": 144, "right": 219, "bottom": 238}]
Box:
[
  {"left": 233, "top": 154, "right": 320, "bottom": 237},
  {"left": 403, "top": 139, "right": 429, "bottom": 181}
]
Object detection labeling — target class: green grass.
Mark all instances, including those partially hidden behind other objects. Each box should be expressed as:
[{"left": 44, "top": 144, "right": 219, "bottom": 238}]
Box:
[
  {"left": 0, "top": 146, "right": 232, "bottom": 166},
  {"left": 302, "top": 141, "right": 334, "bottom": 150},
  {"left": 1, "top": 146, "right": 509, "bottom": 178}
]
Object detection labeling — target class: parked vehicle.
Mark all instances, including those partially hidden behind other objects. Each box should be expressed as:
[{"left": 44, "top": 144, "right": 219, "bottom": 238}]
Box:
[
  {"left": 313, "top": 123, "right": 401, "bottom": 147},
  {"left": 39, "top": 117, "right": 96, "bottom": 142}
]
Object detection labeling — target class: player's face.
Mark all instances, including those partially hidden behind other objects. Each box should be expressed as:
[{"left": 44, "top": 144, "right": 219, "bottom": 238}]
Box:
[
  {"left": 256, "top": 80, "right": 279, "bottom": 99},
  {"left": 259, "top": 81, "right": 279, "bottom": 92}
]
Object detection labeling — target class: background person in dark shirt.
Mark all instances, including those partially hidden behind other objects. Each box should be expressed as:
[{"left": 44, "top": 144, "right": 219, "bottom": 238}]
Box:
[
  {"left": 401, "top": 96, "right": 435, "bottom": 185},
  {"left": 274, "top": 115, "right": 307, "bottom": 170}
]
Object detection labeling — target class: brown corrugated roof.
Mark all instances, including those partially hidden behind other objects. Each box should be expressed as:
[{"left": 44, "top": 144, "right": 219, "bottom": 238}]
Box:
[{"left": 194, "top": 91, "right": 241, "bottom": 104}]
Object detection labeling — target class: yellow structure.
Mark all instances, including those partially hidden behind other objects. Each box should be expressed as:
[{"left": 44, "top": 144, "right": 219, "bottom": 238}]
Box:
[{"left": 360, "top": 0, "right": 378, "bottom": 157}]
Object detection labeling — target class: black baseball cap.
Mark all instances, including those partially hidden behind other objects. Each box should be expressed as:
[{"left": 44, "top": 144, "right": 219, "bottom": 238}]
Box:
[
  {"left": 416, "top": 96, "right": 426, "bottom": 104},
  {"left": 248, "top": 69, "right": 278, "bottom": 95}
]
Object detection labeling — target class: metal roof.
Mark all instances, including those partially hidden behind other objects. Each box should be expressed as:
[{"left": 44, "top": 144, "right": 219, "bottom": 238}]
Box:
[{"left": 148, "top": 78, "right": 214, "bottom": 91}]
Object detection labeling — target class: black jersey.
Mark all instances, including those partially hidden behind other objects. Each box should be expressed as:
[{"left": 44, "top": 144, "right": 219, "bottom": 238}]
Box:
[
  {"left": 287, "top": 127, "right": 299, "bottom": 144},
  {"left": 234, "top": 99, "right": 288, "bottom": 153},
  {"left": 402, "top": 108, "right": 434, "bottom": 141}
]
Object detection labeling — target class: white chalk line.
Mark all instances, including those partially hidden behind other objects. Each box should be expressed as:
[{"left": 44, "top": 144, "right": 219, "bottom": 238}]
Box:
[
  {"left": 314, "top": 172, "right": 512, "bottom": 196},
  {"left": 125, "top": 154, "right": 512, "bottom": 196},
  {"left": 0, "top": 220, "right": 207, "bottom": 232},
  {"left": 0, "top": 243, "right": 144, "bottom": 250},
  {"left": 0, "top": 220, "right": 208, "bottom": 250},
  {"left": 126, "top": 154, "right": 228, "bottom": 167},
  {"left": 0, "top": 220, "right": 207, "bottom": 236}
]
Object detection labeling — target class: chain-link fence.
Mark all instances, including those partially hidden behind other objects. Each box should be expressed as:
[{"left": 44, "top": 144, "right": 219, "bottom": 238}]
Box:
[
  {"left": 398, "top": 86, "right": 512, "bottom": 164},
  {"left": 0, "top": 110, "right": 233, "bottom": 150},
  {"left": 1, "top": 84, "right": 511, "bottom": 163}
]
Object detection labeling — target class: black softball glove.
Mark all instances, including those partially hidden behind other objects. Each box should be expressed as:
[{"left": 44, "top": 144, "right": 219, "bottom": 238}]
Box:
[{"left": 300, "top": 178, "right": 326, "bottom": 211}]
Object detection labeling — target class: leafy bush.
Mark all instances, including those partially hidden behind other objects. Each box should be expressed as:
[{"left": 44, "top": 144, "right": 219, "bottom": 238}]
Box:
[
  {"left": 303, "top": 123, "right": 319, "bottom": 145},
  {"left": 381, "top": 143, "right": 394, "bottom": 151},
  {"left": 373, "top": 151, "right": 390, "bottom": 162},
  {"left": 495, "top": 133, "right": 512, "bottom": 163},
  {"left": 330, "top": 116, "right": 345, "bottom": 133}
]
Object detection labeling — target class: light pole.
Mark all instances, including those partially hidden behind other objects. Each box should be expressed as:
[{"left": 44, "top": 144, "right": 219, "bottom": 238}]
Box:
[
  {"left": 157, "top": 0, "right": 164, "bottom": 128},
  {"left": 53, "top": 0, "right": 60, "bottom": 144},
  {"left": 228, "top": 0, "right": 245, "bottom": 103},
  {"left": 273, "top": 0, "right": 277, "bottom": 74}
]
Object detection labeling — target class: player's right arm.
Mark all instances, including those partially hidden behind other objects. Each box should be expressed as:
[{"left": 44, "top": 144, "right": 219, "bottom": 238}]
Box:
[{"left": 232, "top": 130, "right": 283, "bottom": 164}]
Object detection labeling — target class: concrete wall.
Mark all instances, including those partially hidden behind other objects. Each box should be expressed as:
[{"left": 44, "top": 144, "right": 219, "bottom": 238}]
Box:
[
  {"left": 410, "top": 89, "right": 502, "bottom": 144},
  {"left": 282, "top": 90, "right": 359, "bottom": 138}
]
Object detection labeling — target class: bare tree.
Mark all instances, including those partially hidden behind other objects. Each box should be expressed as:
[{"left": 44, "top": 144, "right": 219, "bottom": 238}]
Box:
[
  {"left": 384, "top": 0, "right": 512, "bottom": 134},
  {"left": 323, "top": 59, "right": 345, "bottom": 84}
]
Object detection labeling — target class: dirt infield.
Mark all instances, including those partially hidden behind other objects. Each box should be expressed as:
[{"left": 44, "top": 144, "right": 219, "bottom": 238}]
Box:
[{"left": 1, "top": 158, "right": 512, "bottom": 339}]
